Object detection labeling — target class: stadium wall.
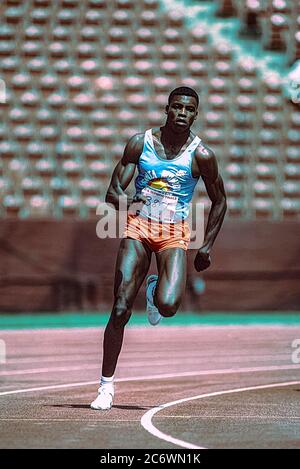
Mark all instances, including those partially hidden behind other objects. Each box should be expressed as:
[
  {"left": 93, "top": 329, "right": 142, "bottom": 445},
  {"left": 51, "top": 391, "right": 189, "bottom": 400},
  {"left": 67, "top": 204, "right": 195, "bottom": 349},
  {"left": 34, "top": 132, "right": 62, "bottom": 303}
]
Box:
[{"left": 0, "top": 219, "right": 299, "bottom": 312}]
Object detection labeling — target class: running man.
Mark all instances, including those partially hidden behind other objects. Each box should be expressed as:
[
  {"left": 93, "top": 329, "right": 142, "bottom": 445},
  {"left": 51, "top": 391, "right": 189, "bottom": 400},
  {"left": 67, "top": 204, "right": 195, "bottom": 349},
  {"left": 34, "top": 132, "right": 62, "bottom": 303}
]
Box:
[{"left": 91, "top": 87, "right": 227, "bottom": 410}]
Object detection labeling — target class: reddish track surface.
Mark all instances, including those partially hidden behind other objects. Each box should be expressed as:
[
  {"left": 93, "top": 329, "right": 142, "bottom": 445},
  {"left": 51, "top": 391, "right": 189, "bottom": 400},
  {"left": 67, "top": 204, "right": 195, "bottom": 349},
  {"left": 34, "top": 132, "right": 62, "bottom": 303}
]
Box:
[{"left": 0, "top": 325, "right": 300, "bottom": 448}]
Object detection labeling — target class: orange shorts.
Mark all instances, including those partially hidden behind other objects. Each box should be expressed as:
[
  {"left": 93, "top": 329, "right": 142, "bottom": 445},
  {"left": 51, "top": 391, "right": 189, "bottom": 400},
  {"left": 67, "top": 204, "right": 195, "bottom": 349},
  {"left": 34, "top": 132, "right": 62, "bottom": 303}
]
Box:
[{"left": 122, "top": 214, "right": 191, "bottom": 252}]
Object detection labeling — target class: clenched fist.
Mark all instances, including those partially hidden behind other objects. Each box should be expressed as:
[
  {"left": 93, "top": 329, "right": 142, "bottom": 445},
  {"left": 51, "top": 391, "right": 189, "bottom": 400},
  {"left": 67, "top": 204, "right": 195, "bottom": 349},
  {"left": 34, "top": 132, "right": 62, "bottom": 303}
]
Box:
[{"left": 194, "top": 249, "right": 211, "bottom": 272}]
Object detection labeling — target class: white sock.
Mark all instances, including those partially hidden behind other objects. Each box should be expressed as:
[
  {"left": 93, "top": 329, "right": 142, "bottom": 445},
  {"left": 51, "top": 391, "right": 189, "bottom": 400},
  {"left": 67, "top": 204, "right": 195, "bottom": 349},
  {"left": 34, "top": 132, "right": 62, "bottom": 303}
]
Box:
[{"left": 100, "top": 375, "right": 114, "bottom": 389}]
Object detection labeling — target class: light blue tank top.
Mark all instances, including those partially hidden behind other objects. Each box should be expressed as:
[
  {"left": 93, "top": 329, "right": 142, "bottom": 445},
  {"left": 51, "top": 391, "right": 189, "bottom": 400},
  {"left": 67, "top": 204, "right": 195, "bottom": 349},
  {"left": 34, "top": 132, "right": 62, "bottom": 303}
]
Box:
[{"left": 134, "top": 129, "right": 201, "bottom": 223}]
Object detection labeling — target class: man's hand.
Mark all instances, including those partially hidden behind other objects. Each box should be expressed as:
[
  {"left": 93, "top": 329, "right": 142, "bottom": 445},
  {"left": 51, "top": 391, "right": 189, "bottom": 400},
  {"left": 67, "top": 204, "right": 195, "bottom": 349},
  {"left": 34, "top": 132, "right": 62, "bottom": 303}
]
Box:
[
  {"left": 128, "top": 193, "right": 147, "bottom": 215},
  {"left": 194, "top": 248, "right": 211, "bottom": 272}
]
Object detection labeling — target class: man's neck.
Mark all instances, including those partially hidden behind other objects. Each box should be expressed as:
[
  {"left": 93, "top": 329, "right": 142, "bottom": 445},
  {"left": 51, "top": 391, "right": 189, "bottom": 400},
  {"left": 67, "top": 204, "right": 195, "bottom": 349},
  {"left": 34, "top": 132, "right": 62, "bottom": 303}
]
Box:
[{"left": 160, "top": 125, "right": 190, "bottom": 149}]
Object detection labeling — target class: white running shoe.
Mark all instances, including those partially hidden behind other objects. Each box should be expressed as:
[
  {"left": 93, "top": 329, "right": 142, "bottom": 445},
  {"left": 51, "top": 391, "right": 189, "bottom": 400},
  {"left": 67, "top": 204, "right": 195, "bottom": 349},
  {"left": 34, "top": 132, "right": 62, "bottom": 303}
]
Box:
[
  {"left": 90, "top": 385, "right": 114, "bottom": 410},
  {"left": 146, "top": 274, "right": 162, "bottom": 326}
]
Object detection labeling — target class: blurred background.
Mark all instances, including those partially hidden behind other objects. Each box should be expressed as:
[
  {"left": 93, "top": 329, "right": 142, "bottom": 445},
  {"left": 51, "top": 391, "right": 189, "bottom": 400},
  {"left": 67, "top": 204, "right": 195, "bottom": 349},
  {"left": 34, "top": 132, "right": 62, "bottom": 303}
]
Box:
[{"left": 0, "top": 0, "right": 299, "bottom": 314}]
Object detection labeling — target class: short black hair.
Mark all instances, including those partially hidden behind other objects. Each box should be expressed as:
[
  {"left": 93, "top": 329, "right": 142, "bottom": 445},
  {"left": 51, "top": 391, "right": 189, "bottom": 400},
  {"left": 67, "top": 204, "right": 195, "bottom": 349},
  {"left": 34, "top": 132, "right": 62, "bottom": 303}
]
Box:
[{"left": 168, "top": 86, "right": 199, "bottom": 107}]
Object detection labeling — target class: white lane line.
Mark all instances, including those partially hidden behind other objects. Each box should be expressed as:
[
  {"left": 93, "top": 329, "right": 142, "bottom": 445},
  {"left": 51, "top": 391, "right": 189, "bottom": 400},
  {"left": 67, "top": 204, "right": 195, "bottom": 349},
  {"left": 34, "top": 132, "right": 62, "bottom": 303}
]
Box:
[
  {"left": 0, "top": 364, "right": 300, "bottom": 396},
  {"left": 1, "top": 362, "right": 298, "bottom": 377},
  {"left": 0, "top": 380, "right": 98, "bottom": 396},
  {"left": 0, "top": 364, "right": 100, "bottom": 376},
  {"left": 0, "top": 418, "right": 139, "bottom": 422},
  {"left": 140, "top": 380, "right": 300, "bottom": 450}
]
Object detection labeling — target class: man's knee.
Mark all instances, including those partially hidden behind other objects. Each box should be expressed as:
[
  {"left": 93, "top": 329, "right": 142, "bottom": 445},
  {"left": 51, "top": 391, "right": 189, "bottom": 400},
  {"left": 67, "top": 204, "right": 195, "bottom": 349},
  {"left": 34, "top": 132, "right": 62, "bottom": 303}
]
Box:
[
  {"left": 112, "top": 298, "right": 131, "bottom": 328},
  {"left": 155, "top": 295, "right": 180, "bottom": 318}
]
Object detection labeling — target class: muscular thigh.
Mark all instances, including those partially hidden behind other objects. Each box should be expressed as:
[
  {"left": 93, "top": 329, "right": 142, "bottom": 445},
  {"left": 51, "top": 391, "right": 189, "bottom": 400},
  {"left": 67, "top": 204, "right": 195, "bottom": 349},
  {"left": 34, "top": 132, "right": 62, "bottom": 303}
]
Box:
[
  {"left": 113, "top": 238, "right": 152, "bottom": 304},
  {"left": 155, "top": 248, "right": 187, "bottom": 304}
]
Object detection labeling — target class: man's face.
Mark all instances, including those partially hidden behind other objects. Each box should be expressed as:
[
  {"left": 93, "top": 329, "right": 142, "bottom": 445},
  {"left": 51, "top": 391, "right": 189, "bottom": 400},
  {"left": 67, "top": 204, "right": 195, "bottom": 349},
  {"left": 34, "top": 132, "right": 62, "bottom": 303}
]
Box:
[{"left": 166, "top": 94, "right": 198, "bottom": 133}]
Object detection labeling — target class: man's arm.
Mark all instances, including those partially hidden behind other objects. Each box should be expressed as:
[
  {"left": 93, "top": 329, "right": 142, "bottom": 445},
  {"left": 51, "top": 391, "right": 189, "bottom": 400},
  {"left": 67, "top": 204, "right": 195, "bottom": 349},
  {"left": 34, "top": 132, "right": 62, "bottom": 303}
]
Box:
[
  {"left": 105, "top": 133, "right": 145, "bottom": 210},
  {"left": 194, "top": 146, "right": 227, "bottom": 272}
]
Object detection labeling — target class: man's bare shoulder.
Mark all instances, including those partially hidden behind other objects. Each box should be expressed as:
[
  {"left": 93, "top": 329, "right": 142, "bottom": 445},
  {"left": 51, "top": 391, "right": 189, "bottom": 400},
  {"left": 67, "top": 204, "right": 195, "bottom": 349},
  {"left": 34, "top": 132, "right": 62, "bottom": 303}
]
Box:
[
  {"left": 126, "top": 132, "right": 145, "bottom": 151},
  {"left": 194, "top": 138, "right": 216, "bottom": 162},
  {"left": 192, "top": 137, "right": 218, "bottom": 181},
  {"left": 122, "top": 132, "right": 145, "bottom": 164}
]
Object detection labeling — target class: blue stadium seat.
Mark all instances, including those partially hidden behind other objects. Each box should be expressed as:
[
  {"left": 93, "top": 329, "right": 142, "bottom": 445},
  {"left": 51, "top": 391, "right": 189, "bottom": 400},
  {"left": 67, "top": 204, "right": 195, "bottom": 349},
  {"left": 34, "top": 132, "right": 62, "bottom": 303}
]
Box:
[
  {"left": 46, "top": 92, "right": 67, "bottom": 108},
  {"left": 207, "top": 94, "right": 229, "bottom": 111},
  {"left": 109, "top": 27, "right": 129, "bottom": 43},
  {"left": 112, "top": 9, "right": 132, "bottom": 26},
  {"left": 40, "top": 125, "right": 59, "bottom": 142},
  {"left": 253, "top": 181, "right": 276, "bottom": 197},
  {"left": 9, "top": 107, "right": 29, "bottom": 123},
  {"left": 79, "top": 58, "right": 101, "bottom": 75},
  {"left": 282, "top": 181, "right": 300, "bottom": 197},
  {"left": 26, "top": 142, "right": 47, "bottom": 160},
  {"left": 281, "top": 198, "right": 300, "bottom": 218},
  {"left": 255, "top": 163, "right": 279, "bottom": 180},
  {"left": 225, "top": 162, "right": 248, "bottom": 180},
  {"left": 5, "top": 6, "right": 25, "bottom": 23},
  {"left": 11, "top": 72, "right": 31, "bottom": 89},
  {"left": 132, "top": 44, "right": 154, "bottom": 59},
  {"left": 52, "top": 25, "right": 72, "bottom": 41},
  {"left": 165, "top": 9, "right": 185, "bottom": 28},
  {"left": 163, "top": 28, "right": 183, "bottom": 44},
  {"left": 13, "top": 124, "right": 34, "bottom": 142},
  {"left": 0, "top": 56, "right": 20, "bottom": 72},
  {"left": 40, "top": 73, "right": 59, "bottom": 90},
  {"left": 88, "top": 160, "right": 112, "bottom": 180},
  {"left": 57, "top": 195, "right": 81, "bottom": 217},
  {"left": 21, "top": 41, "right": 43, "bottom": 57},
  {"left": 286, "top": 147, "right": 300, "bottom": 162},
  {"left": 82, "top": 195, "right": 102, "bottom": 217},
  {"left": 53, "top": 58, "right": 74, "bottom": 74},
  {"left": 26, "top": 56, "right": 48, "bottom": 73},
  {"left": 20, "top": 89, "right": 41, "bottom": 107},
  {"left": 35, "top": 158, "right": 56, "bottom": 181},
  {"left": 30, "top": 8, "right": 51, "bottom": 24},
  {"left": 66, "top": 75, "right": 88, "bottom": 91},
  {"left": 285, "top": 163, "right": 300, "bottom": 180},
  {"left": 49, "top": 41, "right": 70, "bottom": 58},
  {"left": 80, "top": 26, "right": 98, "bottom": 42},
  {"left": 257, "top": 145, "right": 280, "bottom": 163},
  {"left": 21, "top": 176, "right": 43, "bottom": 197},
  {"left": 93, "top": 127, "right": 115, "bottom": 143},
  {"left": 36, "top": 107, "right": 57, "bottom": 125},
  {"left": 189, "top": 26, "right": 209, "bottom": 44},
  {"left": 3, "top": 194, "right": 24, "bottom": 217},
  {"left": 0, "top": 41, "right": 15, "bottom": 57},
  {"left": 251, "top": 198, "right": 278, "bottom": 219},
  {"left": 26, "top": 193, "right": 53, "bottom": 216},
  {"left": 82, "top": 143, "right": 101, "bottom": 161},
  {"left": 123, "top": 76, "right": 146, "bottom": 93},
  {"left": 0, "top": 24, "right": 15, "bottom": 39}
]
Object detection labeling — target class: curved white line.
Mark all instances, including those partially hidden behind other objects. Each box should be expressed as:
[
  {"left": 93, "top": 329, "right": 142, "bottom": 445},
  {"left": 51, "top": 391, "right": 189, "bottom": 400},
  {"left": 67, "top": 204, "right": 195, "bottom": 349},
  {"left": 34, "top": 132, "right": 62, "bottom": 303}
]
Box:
[
  {"left": 0, "top": 364, "right": 300, "bottom": 396},
  {"left": 140, "top": 380, "right": 300, "bottom": 449}
]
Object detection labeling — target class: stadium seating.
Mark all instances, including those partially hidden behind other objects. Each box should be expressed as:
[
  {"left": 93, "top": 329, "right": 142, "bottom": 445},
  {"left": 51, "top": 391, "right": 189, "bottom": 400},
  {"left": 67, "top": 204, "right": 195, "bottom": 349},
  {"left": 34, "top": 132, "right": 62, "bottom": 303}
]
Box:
[{"left": 0, "top": 0, "right": 299, "bottom": 220}]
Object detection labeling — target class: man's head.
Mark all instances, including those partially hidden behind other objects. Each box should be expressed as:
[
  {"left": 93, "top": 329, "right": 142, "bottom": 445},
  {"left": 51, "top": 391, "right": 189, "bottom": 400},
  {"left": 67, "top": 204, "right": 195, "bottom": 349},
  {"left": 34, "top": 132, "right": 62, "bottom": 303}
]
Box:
[{"left": 165, "top": 86, "right": 199, "bottom": 133}]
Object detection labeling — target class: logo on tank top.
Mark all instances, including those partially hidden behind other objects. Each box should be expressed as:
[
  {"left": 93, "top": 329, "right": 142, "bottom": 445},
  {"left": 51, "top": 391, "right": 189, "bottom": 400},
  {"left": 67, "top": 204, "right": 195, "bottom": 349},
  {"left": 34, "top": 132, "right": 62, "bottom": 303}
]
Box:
[
  {"left": 142, "top": 169, "right": 187, "bottom": 193},
  {"left": 138, "top": 169, "right": 188, "bottom": 223}
]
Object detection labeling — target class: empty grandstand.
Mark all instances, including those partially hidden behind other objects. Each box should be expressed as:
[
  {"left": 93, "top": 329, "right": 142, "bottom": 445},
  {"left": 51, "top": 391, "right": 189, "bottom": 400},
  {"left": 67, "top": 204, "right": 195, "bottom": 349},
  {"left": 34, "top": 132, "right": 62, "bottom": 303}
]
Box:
[
  {"left": 0, "top": 0, "right": 299, "bottom": 312},
  {"left": 0, "top": 0, "right": 299, "bottom": 220}
]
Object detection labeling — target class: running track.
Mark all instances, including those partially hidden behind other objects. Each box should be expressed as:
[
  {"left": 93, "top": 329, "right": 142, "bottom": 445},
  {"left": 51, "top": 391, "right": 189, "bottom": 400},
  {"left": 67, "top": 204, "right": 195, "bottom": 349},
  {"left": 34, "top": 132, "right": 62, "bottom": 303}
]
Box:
[{"left": 0, "top": 325, "right": 300, "bottom": 449}]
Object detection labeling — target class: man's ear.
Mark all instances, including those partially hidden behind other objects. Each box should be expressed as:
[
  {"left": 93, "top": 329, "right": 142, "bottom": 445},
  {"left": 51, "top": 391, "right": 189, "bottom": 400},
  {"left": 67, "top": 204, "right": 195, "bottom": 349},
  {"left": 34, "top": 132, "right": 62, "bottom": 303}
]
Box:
[
  {"left": 194, "top": 110, "right": 198, "bottom": 121},
  {"left": 165, "top": 105, "right": 169, "bottom": 115}
]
